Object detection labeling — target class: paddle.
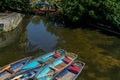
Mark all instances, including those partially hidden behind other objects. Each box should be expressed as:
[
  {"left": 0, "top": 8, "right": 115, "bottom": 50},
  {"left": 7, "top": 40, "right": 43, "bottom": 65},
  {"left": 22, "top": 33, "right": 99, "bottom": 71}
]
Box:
[{"left": 0, "top": 65, "right": 11, "bottom": 73}]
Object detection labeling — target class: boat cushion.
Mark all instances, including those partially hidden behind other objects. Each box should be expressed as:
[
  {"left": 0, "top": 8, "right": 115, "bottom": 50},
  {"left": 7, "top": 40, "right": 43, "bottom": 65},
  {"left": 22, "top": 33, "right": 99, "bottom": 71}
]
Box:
[
  {"left": 52, "top": 54, "right": 60, "bottom": 58},
  {"left": 69, "top": 66, "right": 80, "bottom": 73},
  {"left": 63, "top": 58, "right": 72, "bottom": 63}
]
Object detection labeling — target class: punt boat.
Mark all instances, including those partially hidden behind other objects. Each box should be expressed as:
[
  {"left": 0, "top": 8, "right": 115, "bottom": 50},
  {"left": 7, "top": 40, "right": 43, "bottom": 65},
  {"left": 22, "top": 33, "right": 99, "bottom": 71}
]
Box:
[
  {"left": 19, "top": 49, "right": 66, "bottom": 72},
  {"left": 8, "top": 66, "right": 42, "bottom": 80},
  {"left": 6, "top": 49, "right": 67, "bottom": 80},
  {"left": 0, "top": 57, "right": 31, "bottom": 80},
  {"left": 52, "top": 61, "right": 85, "bottom": 80},
  {"left": 33, "top": 52, "right": 77, "bottom": 80}
]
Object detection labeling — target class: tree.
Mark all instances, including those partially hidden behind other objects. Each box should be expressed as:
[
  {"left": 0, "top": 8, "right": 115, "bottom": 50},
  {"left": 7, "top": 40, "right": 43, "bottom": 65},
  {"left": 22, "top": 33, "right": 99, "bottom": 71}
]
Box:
[
  {"left": 58, "top": 0, "right": 120, "bottom": 28},
  {"left": 0, "top": 0, "right": 31, "bottom": 12}
]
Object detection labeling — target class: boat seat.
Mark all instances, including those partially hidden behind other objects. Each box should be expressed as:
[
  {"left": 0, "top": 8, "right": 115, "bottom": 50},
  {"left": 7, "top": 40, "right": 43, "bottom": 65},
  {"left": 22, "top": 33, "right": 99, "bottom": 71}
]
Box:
[
  {"left": 52, "top": 54, "right": 60, "bottom": 58},
  {"left": 63, "top": 58, "right": 72, "bottom": 63},
  {"left": 50, "top": 66, "right": 58, "bottom": 71},
  {"left": 65, "top": 53, "right": 74, "bottom": 59},
  {"left": 69, "top": 66, "right": 81, "bottom": 73}
]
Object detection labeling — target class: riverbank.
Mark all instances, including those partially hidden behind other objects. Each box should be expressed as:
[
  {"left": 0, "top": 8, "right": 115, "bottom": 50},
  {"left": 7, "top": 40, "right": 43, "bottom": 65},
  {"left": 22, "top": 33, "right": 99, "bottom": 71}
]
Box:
[{"left": 0, "top": 12, "right": 24, "bottom": 32}]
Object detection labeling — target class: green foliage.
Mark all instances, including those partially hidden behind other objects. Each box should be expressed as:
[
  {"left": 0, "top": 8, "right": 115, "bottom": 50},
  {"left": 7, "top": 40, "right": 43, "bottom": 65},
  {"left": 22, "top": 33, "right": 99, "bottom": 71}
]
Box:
[
  {"left": 0, "top": 28, "right": 3, "bottom": 32},
  {"left": 58, "top": 0, "right": 120, "bottom": 27},
  {"left": 0, "top": 0, "right": 31, "bottom": 11},
  {"left": 58, "top": 0, "right": 85, "bottom": 21}
]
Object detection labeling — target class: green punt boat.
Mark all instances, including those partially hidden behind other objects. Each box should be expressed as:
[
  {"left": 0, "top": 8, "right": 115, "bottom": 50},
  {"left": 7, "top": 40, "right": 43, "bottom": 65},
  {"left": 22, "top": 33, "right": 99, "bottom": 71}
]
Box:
[
  {"left": 0, "top": 57, "right": 31, "bottom": 80},
  {"left": 52, "top": 61, "right": 85, "bottom": 80},
  {"left": 19, "top": 49, "right": 66, "bottom": 72},
  {"left": 33, "top": 52, "right": 77, "bottom": 80}
]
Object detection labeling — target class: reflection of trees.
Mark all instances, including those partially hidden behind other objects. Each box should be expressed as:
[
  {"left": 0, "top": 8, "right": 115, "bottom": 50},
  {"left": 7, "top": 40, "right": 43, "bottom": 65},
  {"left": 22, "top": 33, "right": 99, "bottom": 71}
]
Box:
[
  {"left": 31, "top": 16, "right": 41, "bottom": 25},
  {"left": 31, "top": 15, "right": 63, "bottom": 28},
  {"left": 31, "top": 16, "right": 50, "bottom": 26},
  {"left": 30, "top": 16, "right": 60, "bottom": 39},
  {"left": 26, "top": 41, "right": 42, "bottom": 53},
  {"left": 19, "top": 16, "right": 44, "bottom": 53},
  {"left": 29, "top": 16, "right": 59, "bottom": 52},
  {"left": 44, "top": 24, "right": 120, "bottom": 80}
]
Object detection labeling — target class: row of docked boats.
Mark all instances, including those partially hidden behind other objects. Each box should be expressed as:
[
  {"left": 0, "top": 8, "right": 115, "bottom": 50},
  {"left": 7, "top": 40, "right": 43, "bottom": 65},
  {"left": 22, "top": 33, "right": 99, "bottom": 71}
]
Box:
[{"left": 0, "top": 49, "right": 85, "bottom": 80}]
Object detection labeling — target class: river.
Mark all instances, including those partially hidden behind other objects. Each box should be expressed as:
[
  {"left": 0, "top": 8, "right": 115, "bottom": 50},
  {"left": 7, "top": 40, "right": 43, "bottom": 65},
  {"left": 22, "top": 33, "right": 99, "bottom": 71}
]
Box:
[{"left": 0, "top": 16, "right": 120, "bottom": 80}]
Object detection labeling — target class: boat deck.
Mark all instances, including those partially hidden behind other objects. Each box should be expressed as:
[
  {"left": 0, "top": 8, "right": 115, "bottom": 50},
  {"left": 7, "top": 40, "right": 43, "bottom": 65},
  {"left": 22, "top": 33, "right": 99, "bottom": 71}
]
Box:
[
  {"left": 45, "top": 57, "right": 56, "bottom": 64},
  {"left": 55, "top": 63, "right": 67, "bottom": 70},
  {"left": 59, "top": 71, "right": 76, "bottom": 80},
  {"left": 44, "top": 52, "right": 62, "bottom": 64},
  {"left": 47, "top": 62, "right": 67, "bottom": 76},
  {"left": 0, "top": 66, "right": 23, "bottom": 80}
]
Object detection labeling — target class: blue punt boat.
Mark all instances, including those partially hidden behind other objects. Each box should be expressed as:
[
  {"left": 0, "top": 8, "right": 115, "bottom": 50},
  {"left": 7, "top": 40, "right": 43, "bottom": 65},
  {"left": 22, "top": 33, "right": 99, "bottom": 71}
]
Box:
[
  {"left": 34, "top": 52, "right": 77, "bottom": 80},
  {"left": 0, "top": 57, "right": 31, "bottom": 80},
  {"left": 52, "top": 61, "right": 85, "bottom": 80},
  {"left": 20, "top": 49, "right": 66, "bottom": 72},
  {"left": 8, "top": 66, "right": 42, "bottom": 80}
]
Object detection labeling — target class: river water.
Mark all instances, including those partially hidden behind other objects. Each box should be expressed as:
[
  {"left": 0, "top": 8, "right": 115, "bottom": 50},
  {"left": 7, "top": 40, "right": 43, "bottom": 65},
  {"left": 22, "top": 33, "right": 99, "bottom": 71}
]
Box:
[{"left": 0, "top": 16, "right": 120, "bottom": 80}]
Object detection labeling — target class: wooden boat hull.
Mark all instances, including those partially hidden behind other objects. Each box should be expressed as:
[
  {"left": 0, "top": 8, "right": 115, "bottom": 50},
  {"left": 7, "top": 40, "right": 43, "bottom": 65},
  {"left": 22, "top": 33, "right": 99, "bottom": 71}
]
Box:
[
  {"left": 34, "top": 8, "right": 57, "bottom": 12},
  {"left": 0, "top": 57, "right": 31, "bottom": 80},
  {"left": 52, "top": 61, "right": 85, "bottom": 80}
]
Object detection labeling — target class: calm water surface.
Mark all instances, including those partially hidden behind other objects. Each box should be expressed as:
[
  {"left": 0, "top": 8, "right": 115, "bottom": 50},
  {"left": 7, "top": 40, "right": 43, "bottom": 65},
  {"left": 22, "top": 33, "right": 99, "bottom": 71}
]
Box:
[{"left": 0, "top": 16, "right": 120, "bottom": 80}]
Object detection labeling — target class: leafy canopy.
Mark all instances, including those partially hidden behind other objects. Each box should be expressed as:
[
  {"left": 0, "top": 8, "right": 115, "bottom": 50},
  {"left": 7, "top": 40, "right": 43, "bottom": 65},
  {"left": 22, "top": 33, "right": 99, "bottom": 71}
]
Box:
[{"left": 58, "top": 0, "right": 120, "bottom": 27}]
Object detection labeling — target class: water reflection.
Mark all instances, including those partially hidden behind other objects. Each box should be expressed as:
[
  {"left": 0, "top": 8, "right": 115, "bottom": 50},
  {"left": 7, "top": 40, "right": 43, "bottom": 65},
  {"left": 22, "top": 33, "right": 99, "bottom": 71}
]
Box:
[
  {"left": 0, "top": 19, "right": 26, "bottom": 66},
  {"left": 27, "top": 16, "right": 59, "bottom": 52},
  {"left": 0, "top": 23, "right": 22, "bottom": 48}
]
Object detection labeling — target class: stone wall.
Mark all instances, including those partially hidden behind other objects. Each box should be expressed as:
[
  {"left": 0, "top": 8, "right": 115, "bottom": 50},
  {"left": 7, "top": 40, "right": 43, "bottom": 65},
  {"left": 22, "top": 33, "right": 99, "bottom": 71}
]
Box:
[
  {"left": 0, "top": 17, "right": 31, "bottom": 49},
  {"left": 0, "top": 22, "right": 22, "bottom": 48},
  {"left": 0, "top": 13, "right": 24, "bottom": 32}
]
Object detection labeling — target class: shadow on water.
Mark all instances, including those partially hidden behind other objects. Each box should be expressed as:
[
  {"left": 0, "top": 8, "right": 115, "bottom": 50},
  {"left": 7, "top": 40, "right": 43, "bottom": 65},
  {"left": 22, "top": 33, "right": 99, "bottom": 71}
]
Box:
[
  {"left": 0, "top": 16, "right": 120, "bottom": 80},
  {"left": 64, "top": 20, "right": 120, "bottom": 38}
]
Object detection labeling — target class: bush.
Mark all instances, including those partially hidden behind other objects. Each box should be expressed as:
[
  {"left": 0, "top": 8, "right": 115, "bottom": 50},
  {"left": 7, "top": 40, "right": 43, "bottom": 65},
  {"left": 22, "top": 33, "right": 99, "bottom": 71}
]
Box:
[{"left": 58, "top": 0, "right": 120, "bottom": 28}]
